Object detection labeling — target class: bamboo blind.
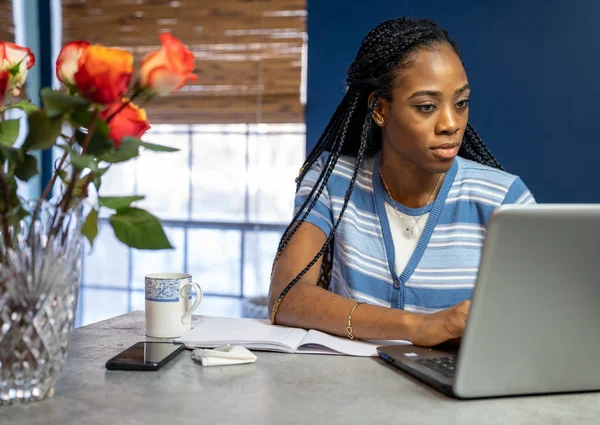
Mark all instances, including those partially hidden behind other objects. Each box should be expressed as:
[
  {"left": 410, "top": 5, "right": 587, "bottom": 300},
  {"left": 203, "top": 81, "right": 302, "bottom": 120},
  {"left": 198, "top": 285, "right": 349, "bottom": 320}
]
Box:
[
  {"left": 61, "top": 0, "right": 307, "bottom": 124},
  {"left": 0, "top": 0, "right": 14, "bottom": 43}
]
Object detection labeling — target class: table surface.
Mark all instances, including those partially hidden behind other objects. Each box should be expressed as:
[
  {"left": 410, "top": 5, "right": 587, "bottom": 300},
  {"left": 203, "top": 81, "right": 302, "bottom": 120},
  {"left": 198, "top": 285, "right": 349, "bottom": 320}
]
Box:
[{"left": 1, "top": 311, "right": 599, "bottom": 425}]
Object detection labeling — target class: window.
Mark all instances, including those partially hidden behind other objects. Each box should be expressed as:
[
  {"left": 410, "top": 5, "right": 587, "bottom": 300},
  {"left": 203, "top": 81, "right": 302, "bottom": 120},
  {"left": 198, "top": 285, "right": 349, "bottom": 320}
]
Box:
[
  {"left": 59, "top": 0, "right": 308, "bottom": 326},
  {"left": 76, "top": 123, "right": 305, "bottom": 326}
]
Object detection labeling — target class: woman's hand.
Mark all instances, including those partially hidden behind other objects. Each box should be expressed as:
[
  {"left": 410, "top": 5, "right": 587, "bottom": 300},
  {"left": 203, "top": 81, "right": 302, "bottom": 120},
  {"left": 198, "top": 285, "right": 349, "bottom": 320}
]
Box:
[{"left": 408, "top": 300, "right": 471, "bottom": 347}]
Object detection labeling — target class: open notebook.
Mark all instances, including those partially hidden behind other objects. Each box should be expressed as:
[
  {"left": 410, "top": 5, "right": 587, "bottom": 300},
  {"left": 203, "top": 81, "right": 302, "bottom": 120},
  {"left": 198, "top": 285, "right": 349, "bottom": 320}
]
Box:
[{"left": 176, "top": 316, "right": 411, "bottom": 357}]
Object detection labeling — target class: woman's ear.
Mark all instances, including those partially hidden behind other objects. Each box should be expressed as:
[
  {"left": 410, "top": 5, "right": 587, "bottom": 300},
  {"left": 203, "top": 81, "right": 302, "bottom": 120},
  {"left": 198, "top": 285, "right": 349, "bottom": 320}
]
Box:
[{"left": 368, "top": 92, "right": 387, "bottom": 127}]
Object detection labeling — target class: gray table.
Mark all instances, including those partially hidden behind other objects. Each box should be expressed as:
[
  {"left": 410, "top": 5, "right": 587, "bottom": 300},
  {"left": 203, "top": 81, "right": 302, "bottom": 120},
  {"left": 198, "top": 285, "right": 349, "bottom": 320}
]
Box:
[{"left": 1, "top": 311, "right": 598, "bottom": 424}]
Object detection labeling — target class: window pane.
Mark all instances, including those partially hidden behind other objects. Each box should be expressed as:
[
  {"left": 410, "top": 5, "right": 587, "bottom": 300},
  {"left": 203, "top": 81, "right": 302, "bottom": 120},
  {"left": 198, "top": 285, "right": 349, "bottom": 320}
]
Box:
[
  {"left": 82, "top": 222, "right": 129, "bottom": 288},
  {"left": 147, "top": 124, "right": 186, "bottom": 134},
  {"left": 243, "top": 230, "right": 282, "bottom": 297},
  {"left": 131, "top": 291, "right": 145, "bottom": 312},
  {"left": 248, "top": 123, "right": 306, "bottom": 134},
  {"left": 247, "top": 131, "right": 305, "bottom": 223},
  {"left": 192, "top": 124, "right": 248, "bottom": 133},
  {"left": 131, "top": 227, "right": 186, "bottom": 290},
  {"left": 191, "top": 132, "right": 247, "bottom": 222},
  {"left": 97, "top": 160, "right": 136, "bottom": 196},
  {"left": 135, "top": 132, "right": 190, "bottom": 220},
  {"left": 73, "top": 123, "right": 306, "bottom": 325},
  {"left": 196, "top": 296, "right": 243, "bottom": 318},
  {"left": 187, "top": 229, "right": 241, "bottom": 296},
  {"left": 80, "top": 288, "right": 129, "bottom": 326}
]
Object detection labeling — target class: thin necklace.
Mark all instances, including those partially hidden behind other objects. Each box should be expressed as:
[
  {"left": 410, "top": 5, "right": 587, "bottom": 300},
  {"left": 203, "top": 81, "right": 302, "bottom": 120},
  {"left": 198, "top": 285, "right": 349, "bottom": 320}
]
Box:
[{"left": 379, "top": 168, "right": 444, "bottom": 236}]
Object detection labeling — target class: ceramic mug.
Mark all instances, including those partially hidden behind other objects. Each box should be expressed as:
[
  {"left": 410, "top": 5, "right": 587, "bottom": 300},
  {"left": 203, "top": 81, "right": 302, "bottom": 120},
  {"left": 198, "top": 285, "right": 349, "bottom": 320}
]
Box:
[{"left": 145, "top": 273, "right": 203, "bottom": 338}]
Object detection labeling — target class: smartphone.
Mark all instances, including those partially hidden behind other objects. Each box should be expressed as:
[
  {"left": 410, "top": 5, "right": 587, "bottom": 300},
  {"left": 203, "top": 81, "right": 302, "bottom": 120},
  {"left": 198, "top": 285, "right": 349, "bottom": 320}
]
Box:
[{"left": 105, "top": 341, "right": 185, "bottom": 371}]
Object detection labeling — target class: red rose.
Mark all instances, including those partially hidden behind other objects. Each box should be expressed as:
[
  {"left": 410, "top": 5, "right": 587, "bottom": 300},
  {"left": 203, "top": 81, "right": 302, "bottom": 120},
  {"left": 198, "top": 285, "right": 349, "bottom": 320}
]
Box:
[
  {"left": 74, "top": 45, "right": 133, "bottom": 105},
  {"left": 100, "top": 100, "right": 151, "bottom": 147}
]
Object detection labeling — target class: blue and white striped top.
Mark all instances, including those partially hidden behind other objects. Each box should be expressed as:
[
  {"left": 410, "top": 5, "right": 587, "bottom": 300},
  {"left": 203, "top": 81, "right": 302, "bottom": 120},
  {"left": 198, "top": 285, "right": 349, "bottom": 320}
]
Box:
[{"left": 294, "top": 151, "right": 536, "bottom": 313}]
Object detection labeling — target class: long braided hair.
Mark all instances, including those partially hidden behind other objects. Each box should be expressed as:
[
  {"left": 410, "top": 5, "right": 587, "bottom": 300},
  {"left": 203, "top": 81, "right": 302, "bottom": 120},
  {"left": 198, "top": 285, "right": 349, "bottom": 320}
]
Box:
[{"left": 271, "top": 18, "right": 502, "bottom": 319}]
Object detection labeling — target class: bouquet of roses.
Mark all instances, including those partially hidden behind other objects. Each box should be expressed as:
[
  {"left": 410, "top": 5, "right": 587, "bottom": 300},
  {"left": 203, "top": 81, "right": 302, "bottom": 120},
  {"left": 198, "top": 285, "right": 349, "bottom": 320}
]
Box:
[{"left": 0, "top": 33, "right": 196, "bottom": 252}]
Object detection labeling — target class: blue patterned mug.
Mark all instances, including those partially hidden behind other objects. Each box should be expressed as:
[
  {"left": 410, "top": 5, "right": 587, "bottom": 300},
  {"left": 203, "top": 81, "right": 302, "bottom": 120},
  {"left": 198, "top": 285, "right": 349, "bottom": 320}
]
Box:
[{"left": 145, "top": 273, "right": 203, "bottom": 338}]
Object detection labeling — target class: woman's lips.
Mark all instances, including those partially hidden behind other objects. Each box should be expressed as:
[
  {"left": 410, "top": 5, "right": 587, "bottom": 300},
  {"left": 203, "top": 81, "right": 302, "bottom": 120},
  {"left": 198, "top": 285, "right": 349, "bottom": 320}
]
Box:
[{"left": 431, "top": 143, "right": 460, "bottom": 159}]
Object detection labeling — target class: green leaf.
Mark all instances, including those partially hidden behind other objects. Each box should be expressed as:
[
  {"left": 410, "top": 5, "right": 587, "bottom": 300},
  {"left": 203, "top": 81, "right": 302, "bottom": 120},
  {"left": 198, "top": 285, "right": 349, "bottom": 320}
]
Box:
[
  {"left": 57, "top": 169, "right": 68, "bottom": 183},
  {"left": 40, "top": 88, "right": 89, "bottom": 119},
  {"left": 71, "top": 177, "right": 89, "bottom": 199},
  {"left": 70, "top": 109, "right": 110, "bottom": 138},
  {"left": 98, "top": 195, "right": 144, "bottom": 211},
  {"left": 14, "top": 153, "right": 38, "bottom": 182},
  {"left": 93, "top": 166, "right": 109, "bottom": 191},
  {"left": 22, "top": 110, "right": 62, "bottom": 152},
  {"left": 70, "top": 153, "right": 99, "bottom": 173},
  {"left": 0, "top": 177, "right": 19, "bottom": 212},
  {"left": 57, "top": 144, "right": 99, "bottom": 173},
  {"left": 0, "top": 145, "right": 23, "bottom": 165},
  {"left": 75, "top": 129, "right": 113, "bottom": 156},
  {"left": 96, "top": 136, "right": 140, "bottom": 164},
  {"left": 82, "top": 208, "right": 99, "bottom": 247},
  {"left": 122, "top": 136, "right": 179, "bottom": 153},
  {"left": 108, "top": 207, "right": 173, "bottom": 250},
  {"left": 7, "top": 204, "right": 29, "bottom": 227},
  {"left": 0, "top": 119, "right": 20, "bottom": 147},
  {"left": 7, "top": 100, "right": 39, "bottom": 115}
]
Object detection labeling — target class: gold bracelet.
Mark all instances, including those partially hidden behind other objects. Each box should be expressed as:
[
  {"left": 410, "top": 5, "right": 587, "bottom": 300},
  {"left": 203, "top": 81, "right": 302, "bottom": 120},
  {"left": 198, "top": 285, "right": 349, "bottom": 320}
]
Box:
[{"left": 346, "top": 301, "right": 365, "bottom": 340}]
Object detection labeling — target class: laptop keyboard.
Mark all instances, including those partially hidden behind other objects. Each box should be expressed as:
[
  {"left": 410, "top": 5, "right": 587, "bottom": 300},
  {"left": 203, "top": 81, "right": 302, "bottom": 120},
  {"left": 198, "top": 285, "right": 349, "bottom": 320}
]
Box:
[{"left": 416, "top": 356, "right": 457, "bottom": 378}]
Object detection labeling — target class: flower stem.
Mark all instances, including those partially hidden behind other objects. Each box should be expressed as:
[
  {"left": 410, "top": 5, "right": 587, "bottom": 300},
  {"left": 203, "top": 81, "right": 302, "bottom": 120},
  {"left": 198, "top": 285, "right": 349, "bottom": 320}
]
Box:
[
  {"left": 31, "top": 132, "right": 77, "bottom": 246},
  {"left": 81, "top": 171, "right": 95, "bottom": 195},
  {"left": 51, "top": 110, "right": 99, "bottom": 240},
  {"left": 79, "top": 109, "right": 99, "bottom": 156},
  {"left": 42, "top": 133, "right": 76, "bottom": 200},
  {"left": 0, "top": 169, "right": 12, "bottom": 251},
  {"left": 60, "top": 110, "right": 98, "bottom": 211}
]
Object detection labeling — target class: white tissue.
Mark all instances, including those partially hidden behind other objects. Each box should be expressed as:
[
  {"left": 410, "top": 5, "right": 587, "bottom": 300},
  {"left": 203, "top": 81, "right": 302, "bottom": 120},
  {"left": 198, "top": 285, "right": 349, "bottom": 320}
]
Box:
[{"left": 192, "top": 344, "right": 257, "bottom": 367}]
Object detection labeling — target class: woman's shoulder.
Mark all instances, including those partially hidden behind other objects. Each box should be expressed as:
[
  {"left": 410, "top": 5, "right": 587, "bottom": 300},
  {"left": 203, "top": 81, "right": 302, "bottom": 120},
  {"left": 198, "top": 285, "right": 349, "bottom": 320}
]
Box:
[
  {"left": 312, "top": 152, "right": 377, "bottom": 179},
  {"left": 455, "top": 156, "right": 522, "bottom": 187},
  {"left": 454, "top": 156, "right": 534, "bottom": 205}
]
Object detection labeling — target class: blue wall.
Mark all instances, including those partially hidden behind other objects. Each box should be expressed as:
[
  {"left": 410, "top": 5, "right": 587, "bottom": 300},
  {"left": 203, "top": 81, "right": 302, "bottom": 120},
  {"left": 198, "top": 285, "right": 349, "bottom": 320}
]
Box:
[{"left": 306, "top": 0, "right": 600, "bottom": 203}]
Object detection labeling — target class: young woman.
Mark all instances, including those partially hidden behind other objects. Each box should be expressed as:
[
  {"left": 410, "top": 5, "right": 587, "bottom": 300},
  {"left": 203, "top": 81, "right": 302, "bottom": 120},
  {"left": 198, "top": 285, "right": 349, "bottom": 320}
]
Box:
[{"left": 268, "top": 17, "right": 535, "bottom": 347}]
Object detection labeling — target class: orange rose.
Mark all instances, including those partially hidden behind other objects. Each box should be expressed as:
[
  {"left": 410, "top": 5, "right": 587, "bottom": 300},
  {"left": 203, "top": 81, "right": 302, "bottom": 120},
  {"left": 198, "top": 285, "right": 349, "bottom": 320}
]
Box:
[
  {"left": 74, "top": 45, "right": 133, "bottom": 104},
  {"left": 140, "top": 34, "right": 196, "bottom": 95},
  {"left": 0, "top": 41, "right": 35, "bottom": 94},
  {"left": 56, "top": 41, "right": 90, "bottom": 85},
  {"left": 100, "top": 100, "right": 151, "bottom": 147}
]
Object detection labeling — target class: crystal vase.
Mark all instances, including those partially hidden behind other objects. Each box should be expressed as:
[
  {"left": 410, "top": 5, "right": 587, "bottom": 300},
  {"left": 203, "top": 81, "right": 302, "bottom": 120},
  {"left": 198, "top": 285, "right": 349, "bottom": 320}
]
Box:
[{"left": 0, "top": 200, "right": 84, "bottom": 405}]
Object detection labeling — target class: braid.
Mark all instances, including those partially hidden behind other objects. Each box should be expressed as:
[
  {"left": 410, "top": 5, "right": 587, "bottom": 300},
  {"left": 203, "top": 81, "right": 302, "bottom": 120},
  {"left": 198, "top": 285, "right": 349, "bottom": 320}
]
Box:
[
  {"left": 273, "top": 98, "right": 376, "bottom": 308},
  {"left": 275, "top": 90, "right": 361, "bottom": 258},
  {"left": 296, "top": 91, "right": 352, "bottom": 190},
  {"left": 275, "top": 92, "right": 358, "bottom": 259},
  {"left": 459, "top": 124, "right": 503, "bottom": 170},
  {"left": 270, "top": 17, "right": 503, "bottom": 322}
]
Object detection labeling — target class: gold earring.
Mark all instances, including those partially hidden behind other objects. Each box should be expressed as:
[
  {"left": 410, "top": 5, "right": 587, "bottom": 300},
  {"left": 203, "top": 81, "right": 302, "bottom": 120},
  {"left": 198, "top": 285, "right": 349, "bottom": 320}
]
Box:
[{"left": 374, "top": 116, "right": 384, "bottom": 126}]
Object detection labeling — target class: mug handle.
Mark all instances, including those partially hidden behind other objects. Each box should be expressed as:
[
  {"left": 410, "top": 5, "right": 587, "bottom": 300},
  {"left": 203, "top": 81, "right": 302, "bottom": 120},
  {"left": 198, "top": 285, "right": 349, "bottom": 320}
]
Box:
[{"left": 180, "top": 282, "right": 203, "bottom": 326}]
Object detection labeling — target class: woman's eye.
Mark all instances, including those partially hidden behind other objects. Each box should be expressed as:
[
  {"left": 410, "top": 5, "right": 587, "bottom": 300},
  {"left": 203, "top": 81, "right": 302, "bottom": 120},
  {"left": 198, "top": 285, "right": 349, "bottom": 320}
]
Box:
[
  {"left": 456, "top": 99, "right": 470, "bottom": 109},
  {"left": 416, "top": 104, "right": 436, "bottom": 113}
]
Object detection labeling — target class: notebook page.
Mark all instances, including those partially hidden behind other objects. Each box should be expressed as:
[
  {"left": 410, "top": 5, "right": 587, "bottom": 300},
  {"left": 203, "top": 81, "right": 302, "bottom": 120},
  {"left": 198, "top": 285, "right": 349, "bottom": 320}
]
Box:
[
  {"left": 176, "top": 316, "right": 308, "bottom": 353},
  {"left": 297, "top": 329, "right": 412, "bottom": 357}
]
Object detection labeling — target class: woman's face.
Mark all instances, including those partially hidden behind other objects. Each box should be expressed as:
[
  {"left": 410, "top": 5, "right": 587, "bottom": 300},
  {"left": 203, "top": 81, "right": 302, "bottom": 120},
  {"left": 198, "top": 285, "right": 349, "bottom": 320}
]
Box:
[{"left": 374, "top": 43, "right": 470, "bottom": 174}]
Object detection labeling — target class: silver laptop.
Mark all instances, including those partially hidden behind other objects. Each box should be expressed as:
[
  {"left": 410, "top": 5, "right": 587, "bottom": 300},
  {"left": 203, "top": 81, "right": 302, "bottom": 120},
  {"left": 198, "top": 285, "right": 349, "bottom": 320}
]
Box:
[{"left": 377, "top": 204, "right": 600, "bottom": 399}]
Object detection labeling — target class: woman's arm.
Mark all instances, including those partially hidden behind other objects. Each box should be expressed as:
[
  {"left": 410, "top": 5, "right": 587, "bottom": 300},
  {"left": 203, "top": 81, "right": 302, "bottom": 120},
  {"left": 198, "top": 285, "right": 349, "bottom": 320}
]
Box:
[{"left": 268, "top": 222, "right": 470, "bottom": 346}]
